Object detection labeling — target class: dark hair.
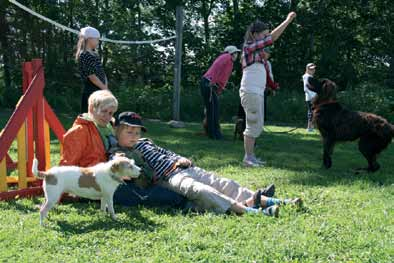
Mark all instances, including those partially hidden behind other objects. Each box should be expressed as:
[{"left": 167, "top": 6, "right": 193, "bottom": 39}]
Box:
[{"left": 244, "top": 20, "right": 269, "bottom": 43}]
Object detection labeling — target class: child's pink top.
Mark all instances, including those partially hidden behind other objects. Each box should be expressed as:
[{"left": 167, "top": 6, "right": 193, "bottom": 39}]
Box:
[{"left": 203, "top": 53, "right": 234, "bottom": 94}]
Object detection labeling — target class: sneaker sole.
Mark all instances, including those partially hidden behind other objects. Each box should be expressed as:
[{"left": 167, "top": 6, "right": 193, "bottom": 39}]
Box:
[
  {"left": 243, "top": 162, "right": 260, "bottom": 167},
  {"left": 272, "top": 205, "right": 280, "bottom": 218}
]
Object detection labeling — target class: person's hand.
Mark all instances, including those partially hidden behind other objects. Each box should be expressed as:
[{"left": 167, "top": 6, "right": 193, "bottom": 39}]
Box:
[
  {"left": 287, "top": 12, "right": 296, "bottom": 22},
  {"left": 176, "top": 158, "right": 192, "bottom": 168}
]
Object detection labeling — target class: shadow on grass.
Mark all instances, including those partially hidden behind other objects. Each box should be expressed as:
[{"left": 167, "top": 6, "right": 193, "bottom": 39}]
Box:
[
  {"left": 51, "top": 200, "right": 193, "bottom": 234},
  {"left": 0, "top": 197, "right": 42, "bottom": 214},
  {"left": 55, "top": 208, "right": 161, "bottom": 235}
]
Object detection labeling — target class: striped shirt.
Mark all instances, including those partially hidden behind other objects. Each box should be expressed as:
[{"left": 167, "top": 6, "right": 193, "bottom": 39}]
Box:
[
  {"left": 241, "top": 35, "right": 273, "bottom": 69},
  {"left": 134, "top": 139, "right": 181, "bottom": 181}
]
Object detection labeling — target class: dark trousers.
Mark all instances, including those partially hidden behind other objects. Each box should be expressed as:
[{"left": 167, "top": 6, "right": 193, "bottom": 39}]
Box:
[
  {"left": 81, "top": 83, "right": 100, "bottom": 113},
  {"left": 114, "top": 181, "right": 187, "bottom": 208},
  {"left": 200, "top": 78, "right": 222, "bottom": 139}
]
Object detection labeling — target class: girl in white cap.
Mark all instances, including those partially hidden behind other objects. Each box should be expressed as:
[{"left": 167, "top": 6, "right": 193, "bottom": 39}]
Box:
[
  {"left": 75, "top": 26, "right": 108, "bottom": 113},
  {"left": 201, "top": 45, "right": 240, "bottom": 140},
  {"left": 303, "top": 63, "right": 317, "bottom": 132}
]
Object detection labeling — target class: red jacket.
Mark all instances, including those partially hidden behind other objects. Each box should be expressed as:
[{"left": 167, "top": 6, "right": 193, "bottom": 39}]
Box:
[
  {"left": 59, "top": 116, "right": 107, "bottom": 167},
  {"left": 203, "top": 53, "right": 234, "bottom": 94}
]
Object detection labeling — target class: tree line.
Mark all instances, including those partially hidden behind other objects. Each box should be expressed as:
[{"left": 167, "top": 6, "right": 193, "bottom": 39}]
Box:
[{"left": 0, "top": 0, "right": 393, "bottom": 122}]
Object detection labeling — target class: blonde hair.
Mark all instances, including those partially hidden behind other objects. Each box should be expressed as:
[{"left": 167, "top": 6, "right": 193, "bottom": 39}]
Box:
[
  {"left": 88, "top": 90, "right": 118, "bottom": 113},
  {"left": 244, "top": 20, "right": 269, "bottom": 43},
  {"left": 114, "top": 124, "right": 129, "bottom": 139},
  {"left": 75, "top": 36, "right": 88, "bottom": 61}
]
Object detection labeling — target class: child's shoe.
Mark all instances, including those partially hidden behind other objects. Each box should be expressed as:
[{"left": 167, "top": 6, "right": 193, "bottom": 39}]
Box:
[
  {"left": 288, "top": 197, "right": 303, "bottom": 208},
  {"left": 262, "top": 205, "right": 279, "bottom": 217},
  {"left": 260, "top": 184, "right": 275, "bottom": 197}
]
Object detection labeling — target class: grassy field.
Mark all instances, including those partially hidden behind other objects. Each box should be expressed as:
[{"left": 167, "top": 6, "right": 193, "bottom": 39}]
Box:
[{"left": 0, "top": 116, "right": 393, "bottom": 262}]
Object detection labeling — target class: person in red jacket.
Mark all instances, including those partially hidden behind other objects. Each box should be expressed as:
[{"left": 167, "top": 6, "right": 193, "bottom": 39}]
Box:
[
  {"left": 60, "top": 89, "right": 117, "bottom": 167},
  {"left": 201, "top": 45, "right": 241, "bottom": 140}
]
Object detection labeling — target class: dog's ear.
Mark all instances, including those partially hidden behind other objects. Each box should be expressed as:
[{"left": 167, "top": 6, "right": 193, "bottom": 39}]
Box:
[
  {"left": 110, "top": 160, "right": 120, "bottom": 173},
  {"left": 307, "top": 76, "right": 322, "bottom": 93}
]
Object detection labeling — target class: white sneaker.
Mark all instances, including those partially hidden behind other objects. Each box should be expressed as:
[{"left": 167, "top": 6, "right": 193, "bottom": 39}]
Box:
[
  {"left": 243, "top": 158, "right": 260, "bottom": 167},
  {"left": 252, "top": 156, "right": 266, "bottom": 165},
  {"left": 262, "top": 205, "right": 279, "bottom": 217}
]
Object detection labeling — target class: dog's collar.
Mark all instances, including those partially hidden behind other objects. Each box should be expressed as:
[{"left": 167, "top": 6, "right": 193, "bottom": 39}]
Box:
[{"left": 110, "top": 173, "right": 125, "bottom": 184}]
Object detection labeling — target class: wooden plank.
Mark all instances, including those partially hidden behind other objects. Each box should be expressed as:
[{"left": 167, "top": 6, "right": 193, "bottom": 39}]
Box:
[
  {"left": 6, "top": 153, "right": 16, "bottom": 170},
  {"left": 44, "top": 120, "right": 50, "bottom": 170},
  {"left": 32, "top": 59, "right": 46, "bottom": 171},
  {"left": 6, "top": 176, "right": 36, "bottom": 184},
  {"left": 0, "top": 68, "right": 44, "bottom": 161},
  {"left": 23, "top": 62, "right": 34, "bottom": 178},
  {"left": 17, "top": 122, "right": 27, "bottom": 189},
  {"left": 0, "top": 158, "right": 6, "bottom": 192},
  {"left": 0, "top": 186, "right": 43, "bottom": 201},
  {"left": 44, "top": 99, "right": 66, "bottom": 143}
]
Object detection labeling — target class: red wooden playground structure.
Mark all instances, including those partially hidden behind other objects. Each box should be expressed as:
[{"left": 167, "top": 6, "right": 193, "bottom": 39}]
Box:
[{"left": 0, "top": 59, "right": 66, "bottom": 200}]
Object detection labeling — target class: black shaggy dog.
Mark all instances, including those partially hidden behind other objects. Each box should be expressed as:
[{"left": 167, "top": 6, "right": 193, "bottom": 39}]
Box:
[{"left": 307, "top": 77, "right": 394, "bottom": 172}]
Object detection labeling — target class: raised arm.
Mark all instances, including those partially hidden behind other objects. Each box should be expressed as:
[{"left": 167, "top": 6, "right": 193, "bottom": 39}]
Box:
[{"left": 271, "top": 12, "right": 296, "bottom": 42}]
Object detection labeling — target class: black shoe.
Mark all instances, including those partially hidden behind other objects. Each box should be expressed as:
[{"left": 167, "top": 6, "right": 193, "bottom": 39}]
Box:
[
  {"left": 261, "top": 184, "right": 275, "bottom": 197},
  {"left": 252, "top": 189, "right": 262, "bottom": 209}
]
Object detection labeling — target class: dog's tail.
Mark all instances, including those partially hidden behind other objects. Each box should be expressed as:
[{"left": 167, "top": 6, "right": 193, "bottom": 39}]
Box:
[{"left": 32, "top": 158, "right": 46, "bottom": 179}]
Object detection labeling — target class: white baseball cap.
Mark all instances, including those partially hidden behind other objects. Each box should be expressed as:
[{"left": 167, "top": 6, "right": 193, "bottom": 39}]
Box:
[
  {"left": 224, "top": 45, "right": 241, "bottom": 54},
  {"left": 306, "top": 63, "right": 317, "bottom": 69},
  {"left": 80, "top": 26, "right": 100, "bottom": 39}
]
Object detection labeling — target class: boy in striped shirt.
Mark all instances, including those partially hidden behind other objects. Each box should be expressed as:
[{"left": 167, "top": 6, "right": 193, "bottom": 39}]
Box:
[{"left": 109, "top": 112, "right": 302, "bottom": 217}]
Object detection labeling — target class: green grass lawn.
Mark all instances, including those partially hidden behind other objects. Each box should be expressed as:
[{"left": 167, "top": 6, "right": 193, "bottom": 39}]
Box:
[{"left": 0, "top": 118, "right": 393, "bottom": 262}]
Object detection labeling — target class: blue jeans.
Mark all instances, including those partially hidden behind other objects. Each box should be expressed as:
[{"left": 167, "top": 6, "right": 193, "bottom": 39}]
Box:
[{"left": 113, "top": 181, "right": 187, "bottom": 208}]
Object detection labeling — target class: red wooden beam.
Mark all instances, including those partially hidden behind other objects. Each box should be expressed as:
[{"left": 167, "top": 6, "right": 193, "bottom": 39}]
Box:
[
  {"left": 44, "top": 99, "right": 66, "bottom": 143},
  {"left": 32, "top": 60, "right": 46, "bottom": 171},
  {"left": 0, "top": 187, "right": 43, "bottom": 201},
  {"left": 0, "top": 67, "right": 44, "bottom": 161},
  {"left": 6, "top": 154, "right": 17, "bottom": 170},
  {"left": 23, "top": 62, "right": 35, "bottom": 177}
]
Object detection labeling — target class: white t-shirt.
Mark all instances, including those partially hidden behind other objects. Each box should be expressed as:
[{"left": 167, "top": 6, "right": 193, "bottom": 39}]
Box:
[
  {"left": 240, "top": 63, "right": 266, "bottom": 96},
  {"left": 303, "top": 73, "right": 317, "bottom": 101}
]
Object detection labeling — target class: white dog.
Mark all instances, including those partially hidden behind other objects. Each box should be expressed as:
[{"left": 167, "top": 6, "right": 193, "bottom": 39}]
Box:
[{"left": 32, "top": 155, "right": 141, "bottom": 225}]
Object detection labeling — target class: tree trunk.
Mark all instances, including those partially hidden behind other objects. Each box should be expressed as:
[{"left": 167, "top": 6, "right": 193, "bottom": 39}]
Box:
[
  {"left": 201, "top": 0, "right": 214, "bottom": 50},
  {"left": 0, "top": 1, "right": 13, "bottom": 106},
  {"left": 387, "top": 55, "right": 394, "bottom": 88},
  {"left": 232, "top": 0, "right": 239, "bottom": 36}
]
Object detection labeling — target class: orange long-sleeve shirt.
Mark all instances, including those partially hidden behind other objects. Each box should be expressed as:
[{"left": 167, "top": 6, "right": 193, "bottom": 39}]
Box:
[{"left": 59, "top": 116, "right": 107, "bottom": 167}]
